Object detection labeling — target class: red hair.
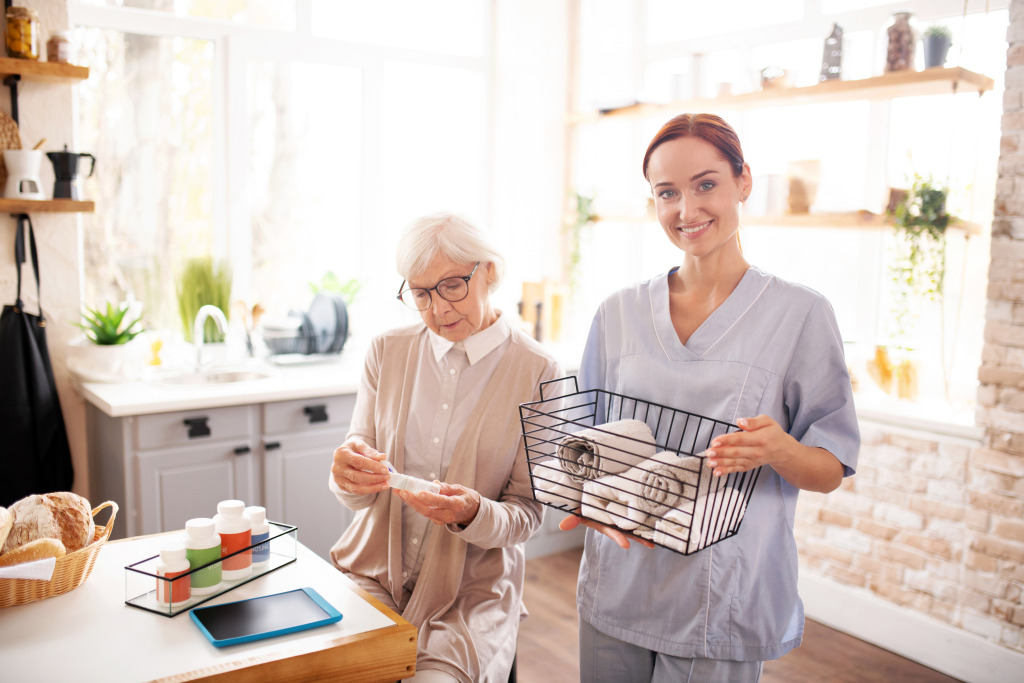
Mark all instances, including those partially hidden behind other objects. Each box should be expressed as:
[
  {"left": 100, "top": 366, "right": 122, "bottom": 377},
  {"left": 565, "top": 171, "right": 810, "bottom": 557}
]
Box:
[{"left": 642, "top": 113, "right": 745, "bottom": 181}]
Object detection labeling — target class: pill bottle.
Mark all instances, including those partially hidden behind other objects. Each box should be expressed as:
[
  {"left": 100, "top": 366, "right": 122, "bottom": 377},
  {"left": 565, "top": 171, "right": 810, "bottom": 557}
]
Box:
[
  {"left": 183, "top": 517, "right": 222, "bottom": 595},
  {"left": 244, "top": 505, "right": 270, "bottom": 569},
  {"left": 6, "top": 7, "right": 39, "bottom": 60},
  {"left": 215, "top": 499, "right": 252, "bottom": 580},
  {"left": 155, "top": 542, "right": 191, "bottom": 606}
]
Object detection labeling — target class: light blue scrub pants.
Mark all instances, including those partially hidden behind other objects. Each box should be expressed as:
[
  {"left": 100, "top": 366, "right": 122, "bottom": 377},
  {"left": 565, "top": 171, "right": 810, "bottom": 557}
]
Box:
[{"left": 579, "top": 618, "right": 763, "bottom": 683}]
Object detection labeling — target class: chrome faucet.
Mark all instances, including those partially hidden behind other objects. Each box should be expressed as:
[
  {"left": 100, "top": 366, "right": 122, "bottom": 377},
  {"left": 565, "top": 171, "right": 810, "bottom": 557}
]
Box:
[{"left": 193, "top": 305, "right": 229, "bottom": 372}]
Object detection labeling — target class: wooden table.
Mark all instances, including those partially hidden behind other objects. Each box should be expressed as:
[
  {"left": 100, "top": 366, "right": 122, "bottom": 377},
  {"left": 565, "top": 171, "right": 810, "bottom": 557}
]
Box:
[{"left": 0, "top": 532, "right": 417, "bottom": 682}]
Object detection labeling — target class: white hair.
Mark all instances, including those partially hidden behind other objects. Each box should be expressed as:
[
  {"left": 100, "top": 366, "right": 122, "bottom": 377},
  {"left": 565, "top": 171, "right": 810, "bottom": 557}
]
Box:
[{"left": 395, "top": 212, "right": 505, "bottom": 292}]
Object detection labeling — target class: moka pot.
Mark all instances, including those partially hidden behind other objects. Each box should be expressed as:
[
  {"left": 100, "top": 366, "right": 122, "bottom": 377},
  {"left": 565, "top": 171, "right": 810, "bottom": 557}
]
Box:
[{"left": 46, "top": 145, "right": 96, "bottom": 199}]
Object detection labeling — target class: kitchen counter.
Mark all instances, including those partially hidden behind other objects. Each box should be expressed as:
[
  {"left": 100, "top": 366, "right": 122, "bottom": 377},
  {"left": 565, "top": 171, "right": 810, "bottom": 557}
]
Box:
[
  {"left": 0, "top": 532, "right": 417, "bottom": 682},
  {"left": 76, "top": 350, "right": 366, "bottom": 418}
]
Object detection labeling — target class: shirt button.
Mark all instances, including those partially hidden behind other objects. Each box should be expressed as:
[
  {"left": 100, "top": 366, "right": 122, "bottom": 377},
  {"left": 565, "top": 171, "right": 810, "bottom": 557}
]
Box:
[
  {"left": 430, "top": 473, "right": 437, "bottom": 480},
  {"left": 402, "top": 571, "right": 408, "bottom": 578},
  {"left": 433, "top": 437, "right": 440, "bottom": 444},
  {"left": 449, "top": 368, "right": 456, "bottom": 375},
  {"left": 442, "top": 403, "right": 449, "bottom": 410},
  {"left": 412, "top": 538, "right": 419, "bottom": 545}
]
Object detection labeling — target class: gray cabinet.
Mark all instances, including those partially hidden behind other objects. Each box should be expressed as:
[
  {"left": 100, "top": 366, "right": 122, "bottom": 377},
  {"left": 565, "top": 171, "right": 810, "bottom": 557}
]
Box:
[
  {"left": 262, "top": 395, "right": 357, "bottom": 559},
  {"left": 86, "top": 395, "right": 355, "bottom": 559}
]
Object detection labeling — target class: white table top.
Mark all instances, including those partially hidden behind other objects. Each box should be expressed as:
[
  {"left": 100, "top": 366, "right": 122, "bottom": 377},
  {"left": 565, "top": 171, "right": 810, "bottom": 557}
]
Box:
[{"left": 0, "top": 535, "right": 397, "bottom": 682}]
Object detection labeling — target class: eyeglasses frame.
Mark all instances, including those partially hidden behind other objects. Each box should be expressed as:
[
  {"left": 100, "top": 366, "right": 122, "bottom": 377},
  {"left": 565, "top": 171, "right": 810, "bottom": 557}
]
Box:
[{"left": 396, "top": 261, "right": 481, "bottom": 311}]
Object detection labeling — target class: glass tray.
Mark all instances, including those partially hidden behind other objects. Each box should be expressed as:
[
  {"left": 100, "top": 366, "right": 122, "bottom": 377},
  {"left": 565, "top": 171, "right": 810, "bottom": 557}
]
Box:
[{"left": 124, "top": 521, "right": 297, "bottom": 617}]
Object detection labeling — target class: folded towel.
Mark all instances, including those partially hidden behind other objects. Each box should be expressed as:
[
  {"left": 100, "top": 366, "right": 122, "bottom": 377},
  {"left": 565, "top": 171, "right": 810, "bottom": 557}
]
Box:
[
  {"left": 581, "top": 479, "right": 646, "bottom": 530},
  {"left": 633, "top": 451, "right": 701, "bottom": 516},
  {"left": 655, "top": 472, "right": 750, "bottom": 554},
  {"left": 533, "top": 462, "right": 584, "bottom": 508},
  {"left": 557, "top": 419, "right": 656, "bottom": 482}
]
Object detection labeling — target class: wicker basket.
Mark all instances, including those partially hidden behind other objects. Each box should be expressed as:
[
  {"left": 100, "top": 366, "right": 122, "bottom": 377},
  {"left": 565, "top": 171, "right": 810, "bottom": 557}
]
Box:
[{"left": 0, "top": 501, "right": 118, "bottom": 608}]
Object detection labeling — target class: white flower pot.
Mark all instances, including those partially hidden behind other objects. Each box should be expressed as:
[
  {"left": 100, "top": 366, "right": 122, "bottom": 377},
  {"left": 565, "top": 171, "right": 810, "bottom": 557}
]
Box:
[{"left": 67, "top": 336, "right": 144, "bottom": 382}]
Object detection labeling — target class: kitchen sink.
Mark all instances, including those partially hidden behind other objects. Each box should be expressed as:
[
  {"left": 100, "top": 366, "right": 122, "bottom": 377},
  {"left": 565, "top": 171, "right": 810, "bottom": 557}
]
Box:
[{"left": 154, "top": 367, "right": 275, "bottom": 386}]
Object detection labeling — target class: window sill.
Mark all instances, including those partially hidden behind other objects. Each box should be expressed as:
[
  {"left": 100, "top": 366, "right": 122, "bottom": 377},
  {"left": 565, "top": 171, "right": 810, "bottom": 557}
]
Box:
[{"left": 853, "top": 390, "right": 984, "bottom": 441}]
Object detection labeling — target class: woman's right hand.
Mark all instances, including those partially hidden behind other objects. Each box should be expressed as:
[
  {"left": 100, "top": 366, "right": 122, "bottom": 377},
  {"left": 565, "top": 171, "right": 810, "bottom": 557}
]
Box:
[
  {"left": 559, "top": 512, "right": 656, "bottom": 550},
  {"left": 331, "top": 438, "right": 392, "bottom": 495}
]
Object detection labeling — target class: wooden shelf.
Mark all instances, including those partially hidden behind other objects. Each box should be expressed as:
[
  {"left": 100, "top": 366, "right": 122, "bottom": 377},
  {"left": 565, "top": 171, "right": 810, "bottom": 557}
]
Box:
[
  {"left": 0, "top": 57, "right": 89, "bottom": 83},
  {"left": 595, "top": 210, "right": 982, "bottom": 237},
  {"left": 0, "top": 198, "right": 95, "bottom": 213},
  {"left": 575, "top": 67, "right": 994, "bottom": 123}
]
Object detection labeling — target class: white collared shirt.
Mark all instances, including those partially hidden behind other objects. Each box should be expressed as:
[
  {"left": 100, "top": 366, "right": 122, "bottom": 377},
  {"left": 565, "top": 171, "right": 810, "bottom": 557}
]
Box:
[{"left": 400, "top": 311, "right": 512, "bottom": 588}]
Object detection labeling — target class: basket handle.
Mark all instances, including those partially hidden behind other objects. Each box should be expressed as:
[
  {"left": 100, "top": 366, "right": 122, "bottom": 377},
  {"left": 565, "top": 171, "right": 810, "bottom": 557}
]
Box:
[
  {"left": 539, "top": 375, "right": 579, "bottom": 401},
  {"left": 91, "top": 501, "right": 119, "bottom": 542}
]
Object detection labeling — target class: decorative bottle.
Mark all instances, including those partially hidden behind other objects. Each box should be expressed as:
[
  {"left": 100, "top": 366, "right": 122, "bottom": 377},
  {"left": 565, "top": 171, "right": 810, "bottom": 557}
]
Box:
[
  {"left": 884, "top": 11, "right": 917, "bottom": 72},
  {"left": 215, "top": 499, "right": 252, "bottom": 580}
]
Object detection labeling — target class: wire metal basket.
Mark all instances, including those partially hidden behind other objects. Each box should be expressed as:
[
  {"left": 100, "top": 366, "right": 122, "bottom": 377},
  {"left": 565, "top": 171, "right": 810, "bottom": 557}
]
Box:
[{"left": 519, "top": 377, "right": 761, "bottom": 555}]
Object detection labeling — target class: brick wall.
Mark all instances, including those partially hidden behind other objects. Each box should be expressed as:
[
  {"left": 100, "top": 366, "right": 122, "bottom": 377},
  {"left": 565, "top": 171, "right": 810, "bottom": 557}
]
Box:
[{"left": 795, "top": 0, "right": 1024, "bottom": 661}]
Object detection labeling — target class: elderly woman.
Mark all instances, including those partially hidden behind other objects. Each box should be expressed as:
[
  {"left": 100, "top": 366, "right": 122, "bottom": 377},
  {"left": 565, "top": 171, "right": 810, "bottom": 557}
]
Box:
[{"left": 328, "top": 213, "right": 561, "bottom": 682}]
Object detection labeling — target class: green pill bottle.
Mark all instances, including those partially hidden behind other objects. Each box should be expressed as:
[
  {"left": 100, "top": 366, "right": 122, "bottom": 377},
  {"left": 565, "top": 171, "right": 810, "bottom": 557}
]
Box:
[{"left": 183, "top": 517, "right": 222, "bottom": 595}]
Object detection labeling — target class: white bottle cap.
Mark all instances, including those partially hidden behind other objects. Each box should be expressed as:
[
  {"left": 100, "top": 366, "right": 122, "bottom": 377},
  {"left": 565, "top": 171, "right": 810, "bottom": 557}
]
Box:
[
  {"left": 185, "top": 517, "right": 216, "bottom": 537},
  {"left": 217, "top": 499, "right": 245, "bottom": 517},
  {"left": 159, "top": 543, "right": 187, "bottom": 564},
  {"left": 244, "top": 506, "right": 266, "bottom": 525}
]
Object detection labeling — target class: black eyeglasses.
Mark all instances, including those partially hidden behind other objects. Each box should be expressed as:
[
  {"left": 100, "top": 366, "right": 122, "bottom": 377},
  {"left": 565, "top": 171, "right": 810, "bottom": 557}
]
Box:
[{"left": 397, "top": 262, "right": 480, "bottom": 311}]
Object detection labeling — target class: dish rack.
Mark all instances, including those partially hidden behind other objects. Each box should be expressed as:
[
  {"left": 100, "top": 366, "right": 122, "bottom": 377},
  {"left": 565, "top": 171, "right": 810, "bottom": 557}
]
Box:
[
  {"left": 0, "top": 501, "right": 118, "bottom": 608},
  {"left": 123, "top": 521, "right": 298, "bottom": 617},
  {"left": 519, "top": 377, "right": 761, "bottom": 555}
]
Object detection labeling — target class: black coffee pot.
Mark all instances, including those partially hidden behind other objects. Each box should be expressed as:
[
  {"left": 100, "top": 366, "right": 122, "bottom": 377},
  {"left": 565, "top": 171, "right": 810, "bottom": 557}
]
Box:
[{"left": 46, "top": 145, "right": 96, "bottom": 199}]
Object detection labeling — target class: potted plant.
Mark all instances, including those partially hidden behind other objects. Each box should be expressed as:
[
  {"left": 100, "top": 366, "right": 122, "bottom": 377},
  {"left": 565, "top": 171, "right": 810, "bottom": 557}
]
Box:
[
  {"left": 881, "top": 174, "right": 953, "bottom": 400},
  {"left": 176, "top": 257, "right": 232, "bottom": 343},
  {"left": 922, "top": 24, "right": 952, "bottom": 69},
  {"left": 67, "top": 302, "right": 145, "bottom": 381}
]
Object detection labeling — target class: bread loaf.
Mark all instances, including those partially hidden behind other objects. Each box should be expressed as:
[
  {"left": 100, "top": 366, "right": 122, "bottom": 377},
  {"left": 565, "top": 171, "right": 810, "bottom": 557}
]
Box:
[
  {"left": 0, "top": 537, "right": 66, "bottom": 566},
  {"left": 0, "top": 506, "right": 12, "bottom": 551},
  {"left": 2, "top": 492, "right": 95, "bottom": 555}
]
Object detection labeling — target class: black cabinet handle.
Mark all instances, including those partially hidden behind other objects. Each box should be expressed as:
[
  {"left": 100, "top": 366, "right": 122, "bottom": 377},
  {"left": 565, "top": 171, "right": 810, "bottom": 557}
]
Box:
[
  {"left": 233, "top": 445, "right": 251, "bottom": 455},
  {"left": 304, "top": 405, "right": 328, "bottom": 424},
  {"left": 264, "top": 441, "right": 281, "bottom": 451},
  {"left": 183, "top": 417, "right": 210, "bottom": 439}
]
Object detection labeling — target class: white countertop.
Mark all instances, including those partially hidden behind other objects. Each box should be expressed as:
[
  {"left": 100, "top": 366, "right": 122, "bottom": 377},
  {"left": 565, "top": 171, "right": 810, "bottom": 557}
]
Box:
[
  {"left": 76, "top": 350, "right": 366, "bottom": 418},
  {"left": 0, "top": 535, "right": 397, "bottom": 683}
]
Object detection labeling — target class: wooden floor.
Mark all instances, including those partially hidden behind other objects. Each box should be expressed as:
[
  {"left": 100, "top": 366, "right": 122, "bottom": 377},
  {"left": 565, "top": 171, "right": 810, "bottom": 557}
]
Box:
[{"left": 519, "top": 547, "right": 962, "bottom": 683}]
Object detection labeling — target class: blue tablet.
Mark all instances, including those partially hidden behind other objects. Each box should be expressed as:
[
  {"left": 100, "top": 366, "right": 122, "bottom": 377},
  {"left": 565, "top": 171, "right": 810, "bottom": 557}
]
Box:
[{"left": 189, "top": 587, "right": 343, "bottom": 648}]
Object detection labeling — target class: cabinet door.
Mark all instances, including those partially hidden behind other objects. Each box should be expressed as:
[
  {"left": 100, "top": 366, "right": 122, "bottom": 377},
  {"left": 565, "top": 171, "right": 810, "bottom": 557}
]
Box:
[
  {"left": 263, "top": 394, "right": 358, "bottom": 560},
  {"left": 136, "top": 442, "right": 258, "bottom": 536},
  {"left": 263, "top": 429, "right": 354, "bottom": 561}
]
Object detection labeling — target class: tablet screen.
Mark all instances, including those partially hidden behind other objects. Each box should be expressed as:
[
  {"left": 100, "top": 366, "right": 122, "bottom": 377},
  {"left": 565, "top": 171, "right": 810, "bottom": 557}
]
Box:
[{"left": 190, "top": 588, "right": 342, "bottom": 646}]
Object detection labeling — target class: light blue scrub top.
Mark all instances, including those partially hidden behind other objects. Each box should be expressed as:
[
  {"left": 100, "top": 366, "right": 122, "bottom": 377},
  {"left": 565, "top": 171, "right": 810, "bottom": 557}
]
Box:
[{"left": 576, "top": 266, "right": 860, "bottom": 662}]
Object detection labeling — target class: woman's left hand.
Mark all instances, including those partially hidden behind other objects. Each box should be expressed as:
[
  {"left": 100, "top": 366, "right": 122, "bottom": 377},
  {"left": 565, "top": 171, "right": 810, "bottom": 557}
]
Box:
[
  {"left": 704, "top": 415, "right": 793, "bottom": 477},
  {"left": 395, "top": 482, "right": 481, "bottom": 527}
]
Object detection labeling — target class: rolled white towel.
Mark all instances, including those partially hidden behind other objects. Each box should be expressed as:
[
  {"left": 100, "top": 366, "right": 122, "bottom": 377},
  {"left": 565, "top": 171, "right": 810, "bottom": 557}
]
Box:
[
  {"left": 557, "top": 419, "right": 657, "bottom": 481},
  {"left": 632, "top": 451, "right": 702, "bottom": 517},
  {"left": 533, "top": 460, "right": 583, "bottom": 508},
  {"left": 653, "top": 507, "right": 696, "bottom": 554},
  {"left": 581, "top": 479, "right": 645, "bottom": 530}
]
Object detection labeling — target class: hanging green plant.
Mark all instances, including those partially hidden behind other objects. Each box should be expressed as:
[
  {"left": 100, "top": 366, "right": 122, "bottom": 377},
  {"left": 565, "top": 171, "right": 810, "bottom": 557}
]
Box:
[
  {"left": 885, "top": 174, "right": 951, "bottom": 345},
  {"left": 565, "top": 191, "right": 598, "bottom": 293}
]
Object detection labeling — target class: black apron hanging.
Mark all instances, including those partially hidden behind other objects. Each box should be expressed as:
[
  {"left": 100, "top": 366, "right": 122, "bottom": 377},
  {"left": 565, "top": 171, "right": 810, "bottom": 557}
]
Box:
[{"left": 0, "top": 215, "right": 74, "bottom": 506}]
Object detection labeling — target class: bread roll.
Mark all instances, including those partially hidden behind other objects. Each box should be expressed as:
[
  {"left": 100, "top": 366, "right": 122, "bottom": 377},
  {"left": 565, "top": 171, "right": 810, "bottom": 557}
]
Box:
[
  {"left": 0, "top": 537, "right": 66, "bottom": 566},
  {"left": 3, "top": 492, "right": 95, "bottom": 555},
  {"left": 0, "top": 506, "right": 12, "bottom": 551}
]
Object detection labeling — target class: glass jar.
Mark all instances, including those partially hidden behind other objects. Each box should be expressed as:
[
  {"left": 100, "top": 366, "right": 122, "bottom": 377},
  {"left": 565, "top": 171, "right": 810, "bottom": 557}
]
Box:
[
  {"left": 6, "top": 6, "right": 39, "bottom": 60},
  {"left": 884, "top": 11, "right": 917, "bottom": 73},
  {"left": 46, "top": 30, "right": 74, "bottom": 64}
]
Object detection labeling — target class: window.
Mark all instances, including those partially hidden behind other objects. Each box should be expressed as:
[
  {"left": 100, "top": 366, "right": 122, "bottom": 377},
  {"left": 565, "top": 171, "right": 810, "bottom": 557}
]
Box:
[{"left": 71, "top": 0, "right": 492, "bottom": 341}]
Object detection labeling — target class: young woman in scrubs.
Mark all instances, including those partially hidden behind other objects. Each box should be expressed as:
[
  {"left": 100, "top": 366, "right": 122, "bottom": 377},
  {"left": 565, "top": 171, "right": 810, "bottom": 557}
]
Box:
[{"left": 560, "top": 113, "right": 861, "bottom": 682}]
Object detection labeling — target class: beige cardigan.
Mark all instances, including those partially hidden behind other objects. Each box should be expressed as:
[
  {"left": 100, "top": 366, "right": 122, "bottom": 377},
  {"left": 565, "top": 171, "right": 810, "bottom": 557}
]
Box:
[{"left": 330, "top": 321, "right": 561, "bottom": 682}]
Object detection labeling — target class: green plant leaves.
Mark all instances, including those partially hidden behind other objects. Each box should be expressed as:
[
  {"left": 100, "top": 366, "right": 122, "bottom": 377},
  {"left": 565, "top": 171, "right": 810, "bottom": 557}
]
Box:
[{"left": 76, "top": 302, "right": 144, "bottom": 345}]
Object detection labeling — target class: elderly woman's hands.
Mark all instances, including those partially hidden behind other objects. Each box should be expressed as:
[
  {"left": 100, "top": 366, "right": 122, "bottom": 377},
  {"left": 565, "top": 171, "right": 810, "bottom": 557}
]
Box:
[
  {"left": 395, "top": 483, "right": 481, "bottom": 527},
  {"left": 331, "top": 438, "right": 391, "bottom": 495}
]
